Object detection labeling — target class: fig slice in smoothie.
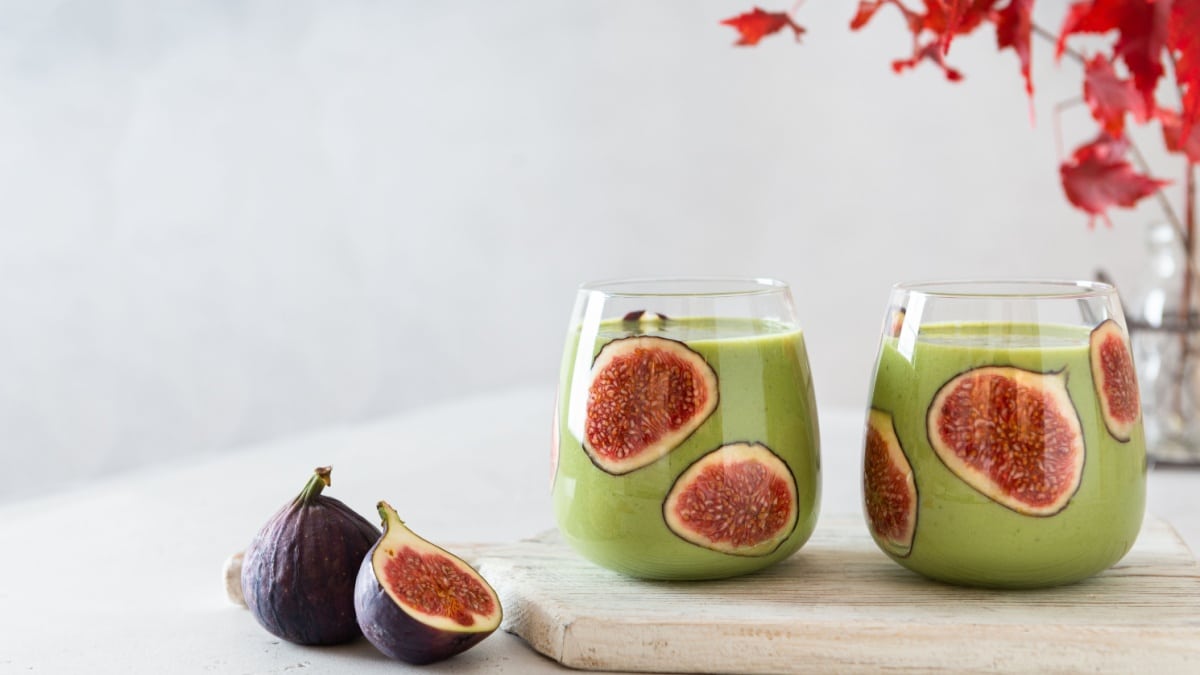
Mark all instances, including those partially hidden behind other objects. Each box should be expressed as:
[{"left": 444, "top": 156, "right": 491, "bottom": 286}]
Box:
[
  {"left": 927, "top": 366, "right": 1085, "bottom": 517},
  {"left": 662, "top": 442, "right": 799, "bottom": 557},
  {"left": 864, "top": 409, "right": 917, "bottom": 557},
  {"left": 582, "top": 335, "right": 718, "bottom": 475},
  {"left": 1089, "top": 319, "right": 1141, "bottom": 442}
]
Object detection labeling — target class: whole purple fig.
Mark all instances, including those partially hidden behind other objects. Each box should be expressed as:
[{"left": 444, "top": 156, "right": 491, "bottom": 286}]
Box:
[{"left": 241, "top": 466, "right": 379, "bottom": 645}]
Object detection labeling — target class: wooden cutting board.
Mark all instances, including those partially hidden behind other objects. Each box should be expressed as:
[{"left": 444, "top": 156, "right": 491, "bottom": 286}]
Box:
[{"left": 473, "top": 515, "right": 1200, "bottom": 674}]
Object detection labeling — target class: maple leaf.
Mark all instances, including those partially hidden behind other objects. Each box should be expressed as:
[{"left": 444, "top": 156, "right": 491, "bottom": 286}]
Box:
[
  {"left": 852, "top": 1, "right": 911, "bottom": 31},
  {"left": 720, "top": 7, "right": 805, "bottom": 46},
  {"left": 852, "top": 1, "right": 997, "bottom": 81},
  {"left": 1083, "top": 54, "right": 1149, "bottom": 136},
  {"left": 1057, "top": 0, "right": 1170, "bottom": 109},
  {"left": 1169, "top": 0, "right": 1200, "bottom": 163},
  {"left": 994, "top": 0, "right": 1035, "bottom": 98},
  {"left": 892, "top": 41, "right": 965, "bottom": 80},
  {"left": 1060, "top": 133, "right": 1170, "bottom": 228},
  {"left": 1157, "top": 107, "right": 1200, "bottom": 162},
  {"left": 924, "top": 0, "right": 997, "bottom": 38}
]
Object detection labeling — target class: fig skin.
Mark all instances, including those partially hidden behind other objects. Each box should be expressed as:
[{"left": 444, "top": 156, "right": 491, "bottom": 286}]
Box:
[
  {"left": 355, "top": 502, "right": 501, "bottom": 665},
  {"left": 241, "top": 466, "right": 380, "bottom": 646}
]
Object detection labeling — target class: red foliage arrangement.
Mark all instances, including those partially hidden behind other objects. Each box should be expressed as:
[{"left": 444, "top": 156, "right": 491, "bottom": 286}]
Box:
[{"left": 722, "top": 1, "right": 1199, "bottom": 295}]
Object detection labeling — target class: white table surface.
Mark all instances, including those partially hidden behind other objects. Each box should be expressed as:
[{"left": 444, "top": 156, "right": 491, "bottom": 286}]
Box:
[{"left": 2, "top": 385, "right": 1197, "bottom": 674}]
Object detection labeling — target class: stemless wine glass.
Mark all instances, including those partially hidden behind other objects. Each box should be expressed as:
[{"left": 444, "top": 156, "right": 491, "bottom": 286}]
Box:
[
  {"left": 551, "top": 278, "right": 821, "bottom": 580},
  {"left": 862, "top": 280, "right": 1147, "bottom": 588}
]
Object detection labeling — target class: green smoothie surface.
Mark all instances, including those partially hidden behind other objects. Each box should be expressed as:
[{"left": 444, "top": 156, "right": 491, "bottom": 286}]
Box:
[
  {"left": 553, "top": 316, "right": 821, "bottom": 580},
  {"left": 868, "top": 321, "right": 1146, "bottom": 588}
]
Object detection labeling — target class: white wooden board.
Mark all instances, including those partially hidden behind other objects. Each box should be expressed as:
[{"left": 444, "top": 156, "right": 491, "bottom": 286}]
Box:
[{"left": 474, "top": 515, "right": 1200, "bottom": 674}]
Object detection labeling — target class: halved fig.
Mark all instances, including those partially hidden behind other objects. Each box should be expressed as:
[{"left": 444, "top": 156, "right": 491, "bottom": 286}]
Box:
[
  {"left": 863, "top": 409, "right": 917, "bottom": 557},
  {"left": 663, "top": 442, "right": 798, "bottom": 557},
  {"left": 354, "top": 502, "right": 502, "bottom": 665},
  {"left": 927, "top": 366, "right": 1085, "bottom": 517},
  {"left": 1090, "top": 319, "right": 1141, "bottom": 442},
  {"left": 583, "top": 336, "right": 718, "bottom": 474}
]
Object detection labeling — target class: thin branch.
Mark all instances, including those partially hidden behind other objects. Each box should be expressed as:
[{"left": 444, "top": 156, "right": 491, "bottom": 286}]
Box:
[
  {"left": 1166, "top": 28, "right": 1185, "bottom": 115},
  {"left": 1175, "top": 164, "right": 1195, "bottom": 418},
  {"left": 1189, "top": 163, "right": 1197, "bottom": 264},
  {"left": 1186, "top": 162, "right": 1197, "bottom": 302},
  {"left": 1128, "top": 142, "right": 1188, "bottom": 238},
  {"left": 1053, "top": 97, "right": 1085, "bottom": 161},
  {"left": 1161, "top": 43, "right": 1190, "bottom": 244},
  {"left": 1127, "top": 143, "right": 1200, "bottom": 296},
  {"left": 1032, "top": 24, "right": 1086, "bottom": 65}
]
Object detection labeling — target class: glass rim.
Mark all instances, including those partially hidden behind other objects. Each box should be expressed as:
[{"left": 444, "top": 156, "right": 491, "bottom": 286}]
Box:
[
  {"left": 579, "top": 277, "right": 789, "bottom": 298},
  {"left": 893, "top": 279, "right": 1116, "bottom": 300}
]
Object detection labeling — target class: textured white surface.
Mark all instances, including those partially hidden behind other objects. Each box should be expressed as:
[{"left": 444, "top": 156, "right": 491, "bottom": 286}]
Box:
[
  {"left": 0, "top": 1, "right": 1173, "bottom": 501},
  {"left": 0, "top": 389, "right": 1195, "bottom": 674}
]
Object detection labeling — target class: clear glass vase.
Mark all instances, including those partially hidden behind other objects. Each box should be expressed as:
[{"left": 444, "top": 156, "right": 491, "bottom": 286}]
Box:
[{"left": 1129, "top": 222, "right": 1200, "bottom": 466}]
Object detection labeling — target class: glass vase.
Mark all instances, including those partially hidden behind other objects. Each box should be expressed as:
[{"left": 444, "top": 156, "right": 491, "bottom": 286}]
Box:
[{"left": 1129, "top": 222, "right": 1200, "bottom": 466}]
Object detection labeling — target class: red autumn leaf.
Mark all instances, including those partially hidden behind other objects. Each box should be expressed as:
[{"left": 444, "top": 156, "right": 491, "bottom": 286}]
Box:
[
  {"left": 893, "top": 41, "right": 965, "bottom": 80},
  {"left": 994, "top": 0, "right": 1034, "bottom": 98},
  {"left": 1083, "top": 53, "right": 1149, "bottom": 135},
  {"left": 923, "top": 0, "right": 997, "bottom": 39},
  {"left": 1057, "top": 0, "right": 1169, "bottom": 109},
  {"left": 852, "top": 1, "right": 893, "bottom": 30},
  {"left": 1060, "top": 133, "right": 1170, "bottom": 228},
  {"left": 1157, "top": 107, "right": 1200, "bottom": 162},
  {"left": 720, "top": 7, "right": 805, "bottom": 46},
  {"left": 852, "top": 1, "right": 997, "bottom": 81},
  {"left": 851, "top": 1, "right": 909, "bottom": 31},
  {"left": 1169, "top": 0, "right": 1200, "bottom": 163}
]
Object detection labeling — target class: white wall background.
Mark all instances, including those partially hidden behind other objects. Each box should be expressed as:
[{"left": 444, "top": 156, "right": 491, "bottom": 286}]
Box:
[{"left": 0, "top": 1, "right": 1174, "bottom": 502}]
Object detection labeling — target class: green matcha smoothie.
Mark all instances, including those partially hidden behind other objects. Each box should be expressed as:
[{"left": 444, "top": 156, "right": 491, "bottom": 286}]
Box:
[
  {"left": 553, "top": 316, "right": 821, "bottom": 580},
  {"left": 867, "top": 321, "right": 1146, "bottom": 588}
]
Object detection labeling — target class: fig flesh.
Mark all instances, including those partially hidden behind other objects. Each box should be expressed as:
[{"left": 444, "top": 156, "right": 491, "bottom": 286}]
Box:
[
  {"left": 863, "top": 409, "right": 917, "bottom": 557},
  {"left": 1090, "top": 319, "right": 1141, "bottom": 442},
  {"left": 927, "top": 366, "right": 1085, "bottom": 517},
  {"left": 583, "top": 335, "right": 718, "bottom": 475},
  {"left": 241, "top": 466, "right": 380, "bottom": 645},
  {"left": 355, "top": 502, "right": 502, "bottom": 664},
  {"left": 662, "top": 442, "right": 798, "bottom": 556}
]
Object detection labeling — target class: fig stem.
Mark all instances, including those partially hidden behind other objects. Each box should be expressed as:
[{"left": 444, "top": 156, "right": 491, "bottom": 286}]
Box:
[
  {"left": 376, "top": 500, "right": 406, "bottom": 532},
  {"left": 298, "top": 466, "right": 332, "bottom": 503}
]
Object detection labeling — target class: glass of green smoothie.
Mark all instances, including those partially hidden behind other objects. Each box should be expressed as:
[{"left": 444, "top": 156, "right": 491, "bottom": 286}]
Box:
[
  {"left": 862, "top": 280, "right": 1146, "bottom": 588},
  {"left": 552, "top": 278, "right": 821, "bottom": 580}
]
